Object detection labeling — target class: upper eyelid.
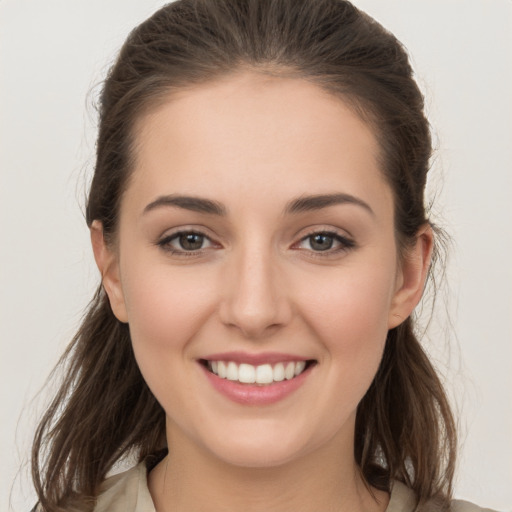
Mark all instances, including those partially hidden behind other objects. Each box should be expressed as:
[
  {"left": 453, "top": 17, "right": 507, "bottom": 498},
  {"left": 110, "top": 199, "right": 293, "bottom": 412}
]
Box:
[
  {"left": 295, "top": 225, "right": 354, "bottom": 241},
  {"left": 157, "top": 225, "right": 218, "bottom": 241},
  {"left": 157, "top": 227, "right": 351, "bottom": 238},
  {"left": 301, "top": 231, "right": 351, "bottom": 242}
]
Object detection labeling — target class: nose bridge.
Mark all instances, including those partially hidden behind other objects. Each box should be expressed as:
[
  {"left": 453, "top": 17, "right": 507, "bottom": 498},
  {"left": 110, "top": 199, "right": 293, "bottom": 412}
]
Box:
[{"left": 220, "top": 237, "right": 290, "bottom": 338}]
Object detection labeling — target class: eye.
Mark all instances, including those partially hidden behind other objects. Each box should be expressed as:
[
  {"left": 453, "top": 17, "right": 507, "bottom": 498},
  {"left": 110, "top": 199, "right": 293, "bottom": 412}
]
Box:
[
  {"left": 295, "top": 231, "right": 355, "bottom": 253},
  {"left": 157, "top": 230, "right": 215, "bottom": 254}
]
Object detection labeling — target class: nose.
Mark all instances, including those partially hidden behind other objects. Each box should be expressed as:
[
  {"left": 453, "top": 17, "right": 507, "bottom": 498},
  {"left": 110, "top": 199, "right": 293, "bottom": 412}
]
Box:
[{"left": 218, "top": 245, "right": 292, "bottom": 339}]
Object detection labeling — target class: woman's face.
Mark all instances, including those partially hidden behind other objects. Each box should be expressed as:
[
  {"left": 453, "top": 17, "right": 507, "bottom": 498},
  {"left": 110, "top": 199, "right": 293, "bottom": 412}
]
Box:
[{"left": 95, "top": 72, "right": 428, "bottom": 468}]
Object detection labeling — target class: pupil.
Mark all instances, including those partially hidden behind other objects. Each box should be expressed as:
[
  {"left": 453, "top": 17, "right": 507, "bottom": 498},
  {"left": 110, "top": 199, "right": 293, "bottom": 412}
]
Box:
[
  {"left": 180, "top": 233, "right": 203, "bottom": 250},
  {"left": 311, "top": 234, "right": 333, "bottom": 251}
]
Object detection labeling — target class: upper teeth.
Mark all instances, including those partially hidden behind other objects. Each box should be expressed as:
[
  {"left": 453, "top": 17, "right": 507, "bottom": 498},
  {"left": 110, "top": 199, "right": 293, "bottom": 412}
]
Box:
[{"left": 209, "top": 361, "right": 307, "bottom": 385}]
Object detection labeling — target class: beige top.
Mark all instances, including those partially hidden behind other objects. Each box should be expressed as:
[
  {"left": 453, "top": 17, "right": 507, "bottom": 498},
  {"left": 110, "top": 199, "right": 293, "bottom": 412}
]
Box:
[{"left": 92, "top": 462, "right": 498, "bottom": 512}]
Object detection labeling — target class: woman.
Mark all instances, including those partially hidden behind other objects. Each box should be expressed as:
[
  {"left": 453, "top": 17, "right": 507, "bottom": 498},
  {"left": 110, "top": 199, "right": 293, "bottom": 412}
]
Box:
[{"left": 30, "top": 1, "right": 497, "bottom": 511}]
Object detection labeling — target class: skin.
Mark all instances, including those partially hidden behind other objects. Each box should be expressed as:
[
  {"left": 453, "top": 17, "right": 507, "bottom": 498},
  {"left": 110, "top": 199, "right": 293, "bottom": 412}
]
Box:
[{"left": 92, "top": 71, "right": 432, "bottom": 512}]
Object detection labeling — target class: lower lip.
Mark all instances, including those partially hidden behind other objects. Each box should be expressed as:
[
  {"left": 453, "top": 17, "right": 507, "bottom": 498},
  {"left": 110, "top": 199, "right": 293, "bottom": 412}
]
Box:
[{"left": 200, "top": 363, "right": 313, "bottom": 405}]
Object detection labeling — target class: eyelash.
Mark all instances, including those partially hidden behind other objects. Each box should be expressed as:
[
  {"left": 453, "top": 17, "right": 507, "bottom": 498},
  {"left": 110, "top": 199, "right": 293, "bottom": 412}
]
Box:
[
  {"left": 293, "top": 230, "right": 356, "bottom": 256},
  {"left": 157, "top": 230, "right": 216, "bottom": 257},
  {"left": 156, "top": 229, "right": 356, "bottom": 257}
]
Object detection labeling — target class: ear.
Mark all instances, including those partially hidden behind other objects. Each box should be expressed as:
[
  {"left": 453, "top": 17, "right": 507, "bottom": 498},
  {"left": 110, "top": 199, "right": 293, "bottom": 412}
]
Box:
[
  {"left": 388, "top": 224, "right": 433, "bottom": 329},
  {"left": 90, "top": 220, "right": 128, "bottom": 323}
]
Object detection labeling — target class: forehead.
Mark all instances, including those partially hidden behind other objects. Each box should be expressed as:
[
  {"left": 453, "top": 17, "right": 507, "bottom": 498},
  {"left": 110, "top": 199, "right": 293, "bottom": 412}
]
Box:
[{"left": 127, "top": 71, "right": 390, "bottom": 215}]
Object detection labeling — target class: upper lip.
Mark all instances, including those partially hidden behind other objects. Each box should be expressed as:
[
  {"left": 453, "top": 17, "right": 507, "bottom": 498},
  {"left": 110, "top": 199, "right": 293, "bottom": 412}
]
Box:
[{"left": 200, "top": 351, "right": 313, "bottom": 366}]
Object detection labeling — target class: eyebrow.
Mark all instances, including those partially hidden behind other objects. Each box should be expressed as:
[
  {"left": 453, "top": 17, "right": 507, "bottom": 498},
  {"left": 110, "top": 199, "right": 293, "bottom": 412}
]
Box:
[
  {"left": 142, "top": 192, "right": 374, "bottom": 217},
  {"left": 284, "top": 193, "right": 375, "bottom": 216},
  {"left": 143, "top": 195, "right": 227, "bottom": 216}
]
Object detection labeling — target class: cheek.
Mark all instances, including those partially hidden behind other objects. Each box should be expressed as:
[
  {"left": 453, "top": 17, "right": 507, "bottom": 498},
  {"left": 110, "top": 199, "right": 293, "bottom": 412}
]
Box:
[
  {"left": 295, "top": 260, "right": 396, "bottom": 397},
  {"left": 119, "top": 258, "right": 217, "bottom": 371},
  {"left": 298, "top": 260, "right": 396, "bottom": 342},
  {"left": 119, "top": 260, "right": 224, "bottom": 430}
]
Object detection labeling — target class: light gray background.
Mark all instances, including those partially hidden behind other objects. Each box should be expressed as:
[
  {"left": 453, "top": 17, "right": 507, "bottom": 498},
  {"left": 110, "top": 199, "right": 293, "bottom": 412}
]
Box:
[{"left": 1, "top": 1, "right": 511, "bottom": 510}]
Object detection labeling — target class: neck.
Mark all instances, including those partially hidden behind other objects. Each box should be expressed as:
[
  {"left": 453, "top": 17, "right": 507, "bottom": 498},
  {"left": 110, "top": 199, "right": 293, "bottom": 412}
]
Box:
[{"left": 148, "top": 421, "right": 389, "bottom": 512}]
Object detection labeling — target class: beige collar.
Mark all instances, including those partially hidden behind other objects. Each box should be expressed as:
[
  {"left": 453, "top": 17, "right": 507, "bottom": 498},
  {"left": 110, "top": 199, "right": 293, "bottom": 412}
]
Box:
[{"left": 93, "top": 462, "right": 486, "bottom": 512}]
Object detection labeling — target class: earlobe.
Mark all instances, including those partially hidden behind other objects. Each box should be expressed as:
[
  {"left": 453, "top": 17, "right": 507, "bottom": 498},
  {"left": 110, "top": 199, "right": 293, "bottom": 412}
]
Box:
[
  {"left": 90, "top": 221, "right": 128, "bottom": 323},
  {"left": 388, "top": 225, "right": 433, "bottom": 329}
]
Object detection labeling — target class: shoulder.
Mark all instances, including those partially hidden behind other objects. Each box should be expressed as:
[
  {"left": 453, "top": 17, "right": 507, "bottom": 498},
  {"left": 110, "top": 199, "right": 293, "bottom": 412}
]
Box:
[
  {"left": 93, "top": 462, "right": 155, "bottom": 512},
  {"left": 389, "top": 481, "right": 500, "bottom": 512},
  {"left": 30, "top": 462, "right": 155, "bottom": 512},
  {"left": 450, "top": 500, "right": 500, "bottom": 512}
]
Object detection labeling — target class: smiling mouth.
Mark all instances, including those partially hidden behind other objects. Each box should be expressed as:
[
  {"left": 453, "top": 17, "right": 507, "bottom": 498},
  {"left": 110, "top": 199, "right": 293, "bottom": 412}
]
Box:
[{"left": 200, "top": 359, "right": 317, "bottom": 386}]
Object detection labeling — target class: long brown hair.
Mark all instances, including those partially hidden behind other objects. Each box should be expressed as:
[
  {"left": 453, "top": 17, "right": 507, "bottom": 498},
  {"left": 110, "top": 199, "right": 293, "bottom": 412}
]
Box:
[{"left": 32, "top": 1, "right": 456, "bottom": 510}]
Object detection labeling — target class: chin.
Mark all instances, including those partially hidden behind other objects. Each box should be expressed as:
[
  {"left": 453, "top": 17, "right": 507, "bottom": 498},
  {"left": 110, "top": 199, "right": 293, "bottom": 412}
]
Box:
[
  {"left": 211, "top": 443, "right": 302, "bottom": 469},
  {"left": 199, "top": 423, "right": 326, "bottom": 470}
]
